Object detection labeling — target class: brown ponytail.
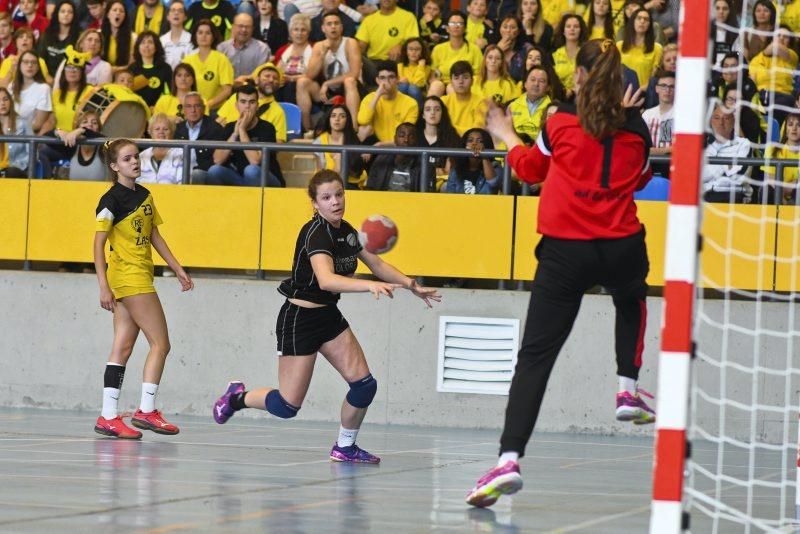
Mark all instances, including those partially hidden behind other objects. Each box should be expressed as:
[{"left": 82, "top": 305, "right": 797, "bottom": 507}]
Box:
[{"left": 575, "top": 39, "right": 626, "bottom": 139}]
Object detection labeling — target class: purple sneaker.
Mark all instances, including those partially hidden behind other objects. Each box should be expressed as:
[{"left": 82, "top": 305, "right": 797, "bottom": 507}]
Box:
[
  {"left": 213, "top": 381, "right": 245, "bottom": 424},
  {"left": 466, "top": 461, "right": 523, "bottom": 508},
  {"left": 330, "top": 443, "right": 381, "bottom": 464},
  {"left": 616, "top": 388, "right": 656, "bottom": 425}
]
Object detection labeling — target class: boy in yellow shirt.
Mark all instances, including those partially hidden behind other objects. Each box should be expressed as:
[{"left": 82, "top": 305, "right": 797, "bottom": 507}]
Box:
[
  {"left": 357, "top": 60, "right": 419, "bottom": 142},
  {"left": 441, "top": 60, "right": 487, "bottom": 135}
]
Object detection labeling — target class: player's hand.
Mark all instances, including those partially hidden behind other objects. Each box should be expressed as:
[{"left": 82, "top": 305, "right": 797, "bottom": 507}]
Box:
[
  {"left": 408, "top": 280, "right": 441, "bottom": 308},
  {"left": 622, "top": 85, "right": 645, "bottom": 109},
  {"left": 99, "top": 287, "right": 115, "bottom": 312},
  {"left": 485, "top": 100, "right": 515, "bottom": 141},
  {"left": 368, "top": 281, "right": 403, "bottom": 300},
  {"left": 176, "top": 268, "right": 194, "bottom": 291}
]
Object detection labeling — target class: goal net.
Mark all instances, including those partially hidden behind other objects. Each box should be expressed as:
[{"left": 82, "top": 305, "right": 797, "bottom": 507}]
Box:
[{"left": 651, "top": 0, "right": 800, "bottom": 531}]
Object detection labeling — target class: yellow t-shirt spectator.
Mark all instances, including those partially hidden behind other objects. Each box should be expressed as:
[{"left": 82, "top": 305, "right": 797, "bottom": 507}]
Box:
[
  {"left": 762, "top": 144, "right": 800, "bottom": 201},
  {"left": 466, "top": 18, "right": 488, "bottom": 47},
  {"left": 183, "top": 50, "right": 234, "bottom": 109},
  {"left": 216, "top": 93, "right": 287, "bottom": 142},
  {"left": 584, "top": 0, "right": 626, "bottom": 34},
  {"left": 473, "top": 76, "right": 521, "bottom": 105},
  {"left": 398, "top": 63, "right": 431, "bottom": 89},
  {"left": 0, "top": 57, "right": 50, "bottom": 83},
  {"left": 617, "top": 40, "right": 663, "bottom": 88},
  {"left": 53, "top": 86, "right": 94, "bottom": 131},
  {"left": 543, "top": 0, "right": 575, "bottom": 27},
  {"left": 442, "top": 92, "right": 487, "bottom": 136},
  {"left": 552, "top": 46, "right": 576, "bottom": 90},
  {"left": 782, "top": 0, "right": 800, "bottom": 33},
  {"left": 107, "top": 33, "right": 136, "bottom": 66},
  {"left": 749, "top": 48, "right": 799, "bottom": 95},
  {"left": 508, "top": 93, "right": 551, "bottom": 141},
  {"left": 355, "top": 8, "right": 419, "bottom": 60},
  {"left": 357, "top": 91, "right": 419, "bottom": 142},
  {"left": 431, "top": 41, "right": 483, "bottom": 84},
  {"left": 153, "top": 94, "right": 209, "bottom": 120}
]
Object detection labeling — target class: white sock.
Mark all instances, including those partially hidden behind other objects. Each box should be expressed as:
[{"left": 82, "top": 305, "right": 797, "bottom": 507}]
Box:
[
  {"left": 140, "top": 383, "right": 159, "bottom": 413},
  {"left": 337, "top": 426, "right": 359, "bottom": 448},
  {"left": 619, "top": 377, "right": 637, "bottom": 395},
  {"left": 101, "top": 388, "right": 121, "bottom": 420},
  {"left": 498, "top": 451, "right": 519, "bottom": 466}
]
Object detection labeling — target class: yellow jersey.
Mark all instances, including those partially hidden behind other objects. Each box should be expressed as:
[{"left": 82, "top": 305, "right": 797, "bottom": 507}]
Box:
[
  {"left": 183, "top": 50, "right": 234, "bottom": 108},
  {"left": 617, "top": 41, "right": 663, "bottom": 87},
  {"left": 95, "top": 182, "right": 163, "bottom": 295},
  {"left": 749, "top": 49, "right": 799, "bottom": 94},
  {"left": 782, "top": 0, "right": 800, "bottom": 33},
  {"left": 357, "top": 91, "right": 419, "bottom": 142},
  {"left": 762, "top": 144, "right": 800, "bottom": 201},
  {"left": 0, "top": 56, "right": 50, "bottom": 83},
  {"left": 153, "top": 94, "right": 209, "bottom": 120},
  {"left": 53, "top": 86, "right": 94, "bottom": 131},
  {"left": 431, "top": 41, "right": 484, "bottom": 84},
  {"left": 466, "top": 17, "right": 488, "bottom": 47},
  {"left": 216, "top": 93, "right": 287, "bottom": 142},
  {"left": 473, "top": 76, "right": 521, "bottom": 105},
  {"left": 398, "top": 62, "right": 431, "bottom": 88},
  {"left": 442, "top": 92, "right": 487, "bottom": 136},
  {"left": 542, "top": 0, "right": 575, "bottom": 27},
  {"left": 552, "top": 46, "right": 576, "bottom": 90},
  {"left": 355, "top": 8, "right": 419, "bottom": 60}
]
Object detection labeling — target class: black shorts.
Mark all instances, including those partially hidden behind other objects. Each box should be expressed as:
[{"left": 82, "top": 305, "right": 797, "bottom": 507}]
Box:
[{"left": 276, "top": 300, "right": 349, "bottom": 356}]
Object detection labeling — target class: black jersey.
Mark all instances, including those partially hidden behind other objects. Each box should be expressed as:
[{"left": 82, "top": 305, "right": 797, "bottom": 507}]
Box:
[{"left": 278, "top": 214, "right": 362, "bottom": 305}]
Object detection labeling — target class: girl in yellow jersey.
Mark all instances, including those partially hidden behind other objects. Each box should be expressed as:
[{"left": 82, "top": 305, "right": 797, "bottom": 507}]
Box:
[
  {"left": 398, "top": 38, "right": 431, "bottom": 107},
  {"left": 551, "top": 14, "right": 588, "bottom": 95},
  {"left": 763, "top": 112, "right": 800, "bottom": 204},
  {"left": 313, "top": 104, "right": 365, "bottom": 188},
  {"left": 617, "top": 8, "right": 662, "bottom": 87},
  {"left": 93, "top": 138, "right": 193, "bottom": 440},
  {"left": 586, "top": 0, "right": 615, "bottom": 39},
  {"left": 474, "top": 45, "right": 521, "bottom": 105}
]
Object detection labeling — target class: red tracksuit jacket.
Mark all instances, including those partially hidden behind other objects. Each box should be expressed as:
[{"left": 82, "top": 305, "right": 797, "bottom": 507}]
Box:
[{"left": 509, "top": 105, "right": 653, "bottom": 240}]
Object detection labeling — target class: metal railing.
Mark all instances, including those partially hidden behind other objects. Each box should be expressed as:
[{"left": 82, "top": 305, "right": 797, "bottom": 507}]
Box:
[{"left": 2, "top": 134, "right": 799, "bottom": 202}]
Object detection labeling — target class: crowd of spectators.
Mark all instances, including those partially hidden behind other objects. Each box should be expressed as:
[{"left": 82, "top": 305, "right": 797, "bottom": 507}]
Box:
[{"left": 0, "top": 0, "right": 796, "bottom": 202}]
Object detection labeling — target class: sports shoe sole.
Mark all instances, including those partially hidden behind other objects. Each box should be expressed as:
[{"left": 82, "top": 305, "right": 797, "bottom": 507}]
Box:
[
  {"left": 94, "top": 425, "right": 142, "bottom": 439},
  {"left": 130, "top": 418, "right": 180, "bottom": 435},
  {"left": 466, "top": 473, "right": 523, "bottom": 508},
  {"left": 329, "top": 453, "right": 380, "bottom": 464},
  {"left": 616, "top": 407, "right": 656, "bottom": 424}
]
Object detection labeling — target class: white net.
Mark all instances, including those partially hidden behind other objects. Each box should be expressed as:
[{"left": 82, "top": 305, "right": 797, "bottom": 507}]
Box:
[{"left": 684, "top": 3, "right": 800, "bottom": 530}]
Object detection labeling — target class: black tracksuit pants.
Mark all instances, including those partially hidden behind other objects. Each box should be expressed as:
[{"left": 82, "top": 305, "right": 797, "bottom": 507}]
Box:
[{"left": 500, "top": 229, "right": 649, "bottom": 456}]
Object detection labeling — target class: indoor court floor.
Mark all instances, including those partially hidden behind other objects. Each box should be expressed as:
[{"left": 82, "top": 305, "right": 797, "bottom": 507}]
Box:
[{"left": 1, "top": 408, "right": 788, "bottom": 533}]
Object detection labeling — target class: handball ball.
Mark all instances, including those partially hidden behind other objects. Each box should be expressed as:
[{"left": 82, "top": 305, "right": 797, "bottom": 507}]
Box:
[{"left": 359, "top": 215, "right": 398, "bottom": 254}]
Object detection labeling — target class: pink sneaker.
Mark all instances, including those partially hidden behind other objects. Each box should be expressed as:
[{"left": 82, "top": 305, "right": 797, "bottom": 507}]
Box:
[
  {"left": 616, "top": 389, "right": 656, "bottom": 425},
  {"left": 466, "top": 461, "right": 523, "bottom": 508}
]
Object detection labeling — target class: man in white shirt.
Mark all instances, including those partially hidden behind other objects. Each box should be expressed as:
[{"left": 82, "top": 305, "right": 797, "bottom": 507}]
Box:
[
  {"left": 641, "top": 70, "right": 674, "bottom": 177},
  {"left": 218, "top": 13, "right": 271, "bottom": 78},
  {"left": 703, "top": 103, "right": 753, "bottom": 203},
  {"left": 160, "top": 0, "right": 195, "bottom": 70}
]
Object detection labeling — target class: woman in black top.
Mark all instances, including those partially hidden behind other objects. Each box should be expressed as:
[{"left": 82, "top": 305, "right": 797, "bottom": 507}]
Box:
[
  {"left": 254, "top": 0, "right": 288, "bottom": 56},
  {"left": 130, "top": 31, "right": 173, "bottom": 108},
  {"left": 213, "top": 170, "right": 440, "bottom": 464},
  {"left": 37, "top": 0, "right": 80, "bottom": 76}
]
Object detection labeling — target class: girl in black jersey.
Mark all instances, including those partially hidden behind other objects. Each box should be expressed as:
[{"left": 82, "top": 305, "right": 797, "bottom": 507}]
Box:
[
  {"left": 213, "top": 169, "right": 441, "bottom": 463},
  {"left": 94, "top": 138, "right": 194, "bottom": 439}
]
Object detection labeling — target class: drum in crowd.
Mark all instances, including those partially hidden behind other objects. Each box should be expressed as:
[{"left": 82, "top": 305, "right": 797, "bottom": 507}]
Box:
[{"left": 75, "top": 84, "right": 150, "bottom": 138}]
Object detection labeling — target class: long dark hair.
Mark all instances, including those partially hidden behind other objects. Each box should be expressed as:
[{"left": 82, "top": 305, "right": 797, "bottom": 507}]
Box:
[
  {"left": 552, "top": 14, "right": 588, "bottom": 49},
  {"left": 575, "top": 39, "right": 625, "bottom": 138},
  {"left": 191, "top": 19, "right": 223, "bottom": 48},
  {"left": 319, "top": 104, "right": 359, "bottom": 145},
  {"left": 587, "top": 0, "right": 615, "bottom": 39},
  {"left": 751, "top": 0, "right": 776, "bottom": 28},
  {"left": 58, "top": 62, "right": 88, "bottom": 103},
  {"left": 133, "top": 31, "right": 167, "bottom": 67},
  {"left": 101, "top": 0, "right": 133, "bottom": 67},
  {"left": 498, "top": 15, "right": 527, "bottom": 51},
  {"left": 0, "top": 86, "right": 18, "bottom": 132},
  {"left": 621, "top": 8, "right": 655, "bottom": 53},
  {"left": 518, "top": 0, "right": 547, "bottom": 43},
  {"left": 416, "top": 95, "right": 460, "bottom": 148},
  {"left": 43, "top": 0, "right": 80, "bottom": 44},
  {"left": 13, "top": 51, "right": 46, "bottom": 103},
  {"left": 453, "top": 128, "right": 494, "bottom": 176}
]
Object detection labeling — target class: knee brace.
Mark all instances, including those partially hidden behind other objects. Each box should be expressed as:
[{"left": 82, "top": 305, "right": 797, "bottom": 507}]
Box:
[
  {"left": 346, "top": 374, "right": 377, "bottom": 409},
  {"left": 265, "top": 390, "right": 300, "bottom": 419}
]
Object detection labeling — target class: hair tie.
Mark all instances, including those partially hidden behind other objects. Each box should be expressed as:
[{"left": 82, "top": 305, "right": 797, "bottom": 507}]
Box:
[
  {"left": 103, "top": 140, "right": 112, "bottom": 150},
  {"left": 600, "top": 39, "right": 613, "bottom": 53}
]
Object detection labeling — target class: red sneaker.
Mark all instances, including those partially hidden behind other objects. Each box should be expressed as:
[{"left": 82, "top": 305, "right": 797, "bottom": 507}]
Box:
[
  {"left": 131, "top": 409, "right": 180, "bottom": 435},
  {"left": 94, "top": 416, "right": 143, "bottom": 439}
]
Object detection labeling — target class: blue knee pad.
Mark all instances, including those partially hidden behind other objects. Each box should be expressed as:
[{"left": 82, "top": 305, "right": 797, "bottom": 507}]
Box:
[
  {"left": 266, "top": 390, "right": 300, "bottom": 419},
  {"left": 346, "top": 374, "right": 377, "bottom": 409}
]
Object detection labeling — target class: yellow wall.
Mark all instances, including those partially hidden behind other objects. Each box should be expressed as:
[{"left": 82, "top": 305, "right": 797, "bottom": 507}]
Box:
[
  {"left": 6, "top": 180, "right": 798, "bottom": 291},
  {"left": 0, "top": 180, "right": 29, "bottom": 260}
]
